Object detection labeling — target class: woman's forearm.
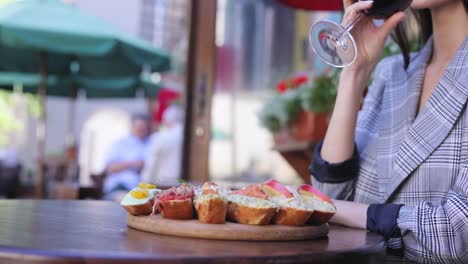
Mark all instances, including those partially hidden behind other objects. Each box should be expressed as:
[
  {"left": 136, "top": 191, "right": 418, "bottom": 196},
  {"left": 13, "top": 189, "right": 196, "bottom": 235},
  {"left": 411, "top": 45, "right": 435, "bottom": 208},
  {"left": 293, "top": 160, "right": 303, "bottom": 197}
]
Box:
[
  {"left": 321, "top": 69, "right": 371, "bottom": 163},
  {"left": 330, "top": 199, "right": 368, "bottom": 230}
]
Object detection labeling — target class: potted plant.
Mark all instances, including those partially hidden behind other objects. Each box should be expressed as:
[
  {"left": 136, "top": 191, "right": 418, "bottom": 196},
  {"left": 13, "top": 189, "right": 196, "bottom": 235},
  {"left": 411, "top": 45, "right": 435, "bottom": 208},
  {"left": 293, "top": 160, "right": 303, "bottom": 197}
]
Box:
[
  {"left": 258, "top": 75, "right": 307, "bottom": 144},
  {"left": 291, "top": 72, "right": 338, "bottom": 142},
  {"left": 259, "top": 72, "right": 338, "bottom": 143}
]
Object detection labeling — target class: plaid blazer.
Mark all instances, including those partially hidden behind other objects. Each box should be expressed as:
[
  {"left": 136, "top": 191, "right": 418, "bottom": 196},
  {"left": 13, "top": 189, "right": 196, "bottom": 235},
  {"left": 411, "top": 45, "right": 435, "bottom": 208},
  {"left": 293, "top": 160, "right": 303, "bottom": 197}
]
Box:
[{"left": 312, "top": 37, "right": 468, "bottom": 263}]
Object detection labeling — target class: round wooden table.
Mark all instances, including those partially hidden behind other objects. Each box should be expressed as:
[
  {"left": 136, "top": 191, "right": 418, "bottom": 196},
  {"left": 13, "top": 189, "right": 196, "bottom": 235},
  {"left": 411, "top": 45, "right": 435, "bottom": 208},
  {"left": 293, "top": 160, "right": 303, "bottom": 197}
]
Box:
[{"left": 0, "top": 200, "right": 387, "bottom": 264}]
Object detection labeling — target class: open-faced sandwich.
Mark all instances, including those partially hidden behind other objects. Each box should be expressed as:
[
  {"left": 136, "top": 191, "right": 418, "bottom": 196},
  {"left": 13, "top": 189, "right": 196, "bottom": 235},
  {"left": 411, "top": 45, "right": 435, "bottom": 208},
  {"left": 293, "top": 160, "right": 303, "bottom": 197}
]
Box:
[
  {"left": 154, "top": 183, "right": 195, "bottom": 220},
  {"left": 194, "top": 182, "right": 229, "bottom": 224},
  {"left": 297, "top": 184, "right": 336, "bottom": 225},
  {"left": 261, "top": 179, "right": 314, "bottom": 226},
  {"left": 123, "top": 180, "right": 336, "bottom": 227},
  {"left": 226, "top": 184, "right": 278, "bottom": 225},
  {"left": 120, "top": 183, "right": 160, "bottom": 216}
]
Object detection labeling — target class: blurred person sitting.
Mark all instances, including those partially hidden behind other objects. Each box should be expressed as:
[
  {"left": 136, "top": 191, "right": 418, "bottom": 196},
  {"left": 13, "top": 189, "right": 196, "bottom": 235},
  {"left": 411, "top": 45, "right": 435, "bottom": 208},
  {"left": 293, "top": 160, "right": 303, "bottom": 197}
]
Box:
[
  {"left": 142, "top": 105, "right": 183, "bottom": 185},
  {"left": 103, "top": 113, "right": 151, "bottom": 201},
  {"left": 0, "top": 146, "right": 20, "bottom": 169}
]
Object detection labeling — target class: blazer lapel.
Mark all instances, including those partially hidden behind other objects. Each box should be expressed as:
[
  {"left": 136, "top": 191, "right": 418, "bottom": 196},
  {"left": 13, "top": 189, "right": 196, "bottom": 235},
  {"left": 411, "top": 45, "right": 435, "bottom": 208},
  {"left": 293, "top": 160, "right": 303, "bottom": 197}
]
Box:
[
  {"left": 384, "top": 37, "right": 468, "bottom": 201},
  {"left": 376, "top": 40, "right": 432, "bottom": 200}
]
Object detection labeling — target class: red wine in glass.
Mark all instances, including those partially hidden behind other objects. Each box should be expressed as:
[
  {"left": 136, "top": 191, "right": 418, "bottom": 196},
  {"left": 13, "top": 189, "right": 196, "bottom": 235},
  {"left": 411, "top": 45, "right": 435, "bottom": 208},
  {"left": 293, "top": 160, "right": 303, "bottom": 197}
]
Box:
[
  {"left": 309, "top": 0, "right": 413, "bottom": 67},
  {"left": 366, "top": 0, "right": 412, "bottom": 19}
]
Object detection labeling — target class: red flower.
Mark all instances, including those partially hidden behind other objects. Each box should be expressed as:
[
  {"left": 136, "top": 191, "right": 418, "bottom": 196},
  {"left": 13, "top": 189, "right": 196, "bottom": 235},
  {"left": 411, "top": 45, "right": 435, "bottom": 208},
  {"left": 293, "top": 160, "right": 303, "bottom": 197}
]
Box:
[
  {"left": 292, "top": 75, "right": 308, "bottom": 87},
  {"left": 277, "top": 74, "right": 309, "bottom": 93},
  {"left": 277, "top": 81, "right": 288, "bottom": 93}
]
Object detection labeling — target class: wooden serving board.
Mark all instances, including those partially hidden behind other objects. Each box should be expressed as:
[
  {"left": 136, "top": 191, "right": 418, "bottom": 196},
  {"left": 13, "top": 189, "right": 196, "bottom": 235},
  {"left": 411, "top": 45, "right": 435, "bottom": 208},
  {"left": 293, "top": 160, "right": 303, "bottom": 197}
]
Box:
[{"left": 127, "top": 214, "right": 329, "bottom": 241}]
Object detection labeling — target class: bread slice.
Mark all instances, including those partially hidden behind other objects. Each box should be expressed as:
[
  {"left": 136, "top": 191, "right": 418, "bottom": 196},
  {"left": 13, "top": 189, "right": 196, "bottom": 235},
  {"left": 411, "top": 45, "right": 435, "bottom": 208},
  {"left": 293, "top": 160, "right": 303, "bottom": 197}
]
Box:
[
  {"left": 272, "top": 206, "right": 313, "bottom": 226},
  {"left": 159, "top": 199, "right": 194, "bottom": 220},
  {"left": 227, "top": 203, "right": 277, "bottom": 225},
  {"left": 120, "top": 188, "right": 155, "bottom": 216},
  {"left": 194, "top": 194, "right": 228, "bottom": 224},
  {"left": 226, "top": 195, "right": 278, "bottom": 225},
  {"left": 308, "top": 210, "right": 335, "bottom": 226},
  {"left": 302, "top": 197, "right": 336, "bottom": 225},
  {"left": 260, "top": 182, "right": 314, "bottom": 226},
  {"left": 122, "top": 201, "right": 152, "bottom": 216}
]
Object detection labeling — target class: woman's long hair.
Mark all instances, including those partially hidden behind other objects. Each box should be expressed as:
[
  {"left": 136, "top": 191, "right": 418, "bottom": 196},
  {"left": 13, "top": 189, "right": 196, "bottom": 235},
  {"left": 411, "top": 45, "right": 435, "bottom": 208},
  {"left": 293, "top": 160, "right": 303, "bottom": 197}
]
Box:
[{"left": 393, "top": 0, "right": 468, "bottom": 69}]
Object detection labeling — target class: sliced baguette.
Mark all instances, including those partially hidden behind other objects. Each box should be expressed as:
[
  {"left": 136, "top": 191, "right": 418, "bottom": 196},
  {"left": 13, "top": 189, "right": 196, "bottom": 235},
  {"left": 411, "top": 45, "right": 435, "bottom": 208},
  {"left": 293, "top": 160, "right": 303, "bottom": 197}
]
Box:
[
  {"left": 302, "top": 197, "right": 336, "bottom": 225},
  {"left": 308, "top": 210, "right": 335, "bottom": 226},
  {"left": 226, "top": 195, "right": 278, "bottom": 225},
  {"left": 194, "top": 194, "right": 228, "bottom": 224},
  {"left": 227, "top": 202, "right": 277, "bottom": 225},
  {"left": 159, "top": 199, "right": 194, "bottom": 220},
  {"left": 297, "top": 184, "right": 336, "bottom": 225},
  {"left": 260, "top": 181, "right": 314, "bottom": 226},
  {"left": 273, "top": 206, "right": 313, "bottom": 226},
  {"left": 122, "top": 201, "right": 152, "bottom": 216}
]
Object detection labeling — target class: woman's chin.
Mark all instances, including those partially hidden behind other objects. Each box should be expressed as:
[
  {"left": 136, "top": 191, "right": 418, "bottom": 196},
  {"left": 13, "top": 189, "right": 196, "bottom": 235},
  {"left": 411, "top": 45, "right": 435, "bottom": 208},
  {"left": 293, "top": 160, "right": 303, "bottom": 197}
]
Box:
[
  {"left": 410, "top": 0, "right": 431, "bottom": 9},
  {"left": 410, "top": 0, "right": 456, "bottom": 10}
]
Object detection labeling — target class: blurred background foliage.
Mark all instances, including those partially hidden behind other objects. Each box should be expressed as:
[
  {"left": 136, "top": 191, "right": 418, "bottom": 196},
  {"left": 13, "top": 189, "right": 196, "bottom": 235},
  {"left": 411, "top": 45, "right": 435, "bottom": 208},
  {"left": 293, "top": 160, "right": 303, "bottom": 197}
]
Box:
[{"left": 0, "top": 89, "right": 40, "bottom": 146}]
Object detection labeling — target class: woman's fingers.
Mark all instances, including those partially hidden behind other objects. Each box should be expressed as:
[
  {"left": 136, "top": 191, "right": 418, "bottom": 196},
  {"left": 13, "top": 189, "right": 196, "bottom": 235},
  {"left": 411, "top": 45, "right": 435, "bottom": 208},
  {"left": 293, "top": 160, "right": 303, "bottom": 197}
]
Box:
[
  {"left": 344, "top": 0, "right": 373, "bottom": 15},
  {"left": 379, "top": 11, "right": 406, "bottom": 36},
  {"left": 342, "top": 1, "right": 373, "bottom": 26},
  {"left": 343, "top": 0, "right": 356, "bottom": 9}
]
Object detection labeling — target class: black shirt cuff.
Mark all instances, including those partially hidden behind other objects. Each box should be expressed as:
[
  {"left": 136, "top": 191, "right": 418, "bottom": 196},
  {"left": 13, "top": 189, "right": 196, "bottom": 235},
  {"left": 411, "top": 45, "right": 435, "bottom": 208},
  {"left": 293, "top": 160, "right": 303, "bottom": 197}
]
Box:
[
  {"left": 309, "top": 141, "right": 360, "bottom": 183},
  {"left": 367, "top": 203, "right": 404, "bottom": 239}
]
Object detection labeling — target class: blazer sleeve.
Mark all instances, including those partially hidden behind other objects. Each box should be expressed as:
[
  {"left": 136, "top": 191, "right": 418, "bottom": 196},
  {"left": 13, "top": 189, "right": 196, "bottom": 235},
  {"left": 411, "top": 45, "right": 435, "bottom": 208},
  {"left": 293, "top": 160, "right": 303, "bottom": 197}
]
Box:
[
  {"left": 311, "top": 59, "right": 388, "bottom": 200},
  {"left": 396, "top": 163, "right": 468, "bottom": 263},
  {"left": 309, "top": 141, "right": 360, "bottom": 183}
]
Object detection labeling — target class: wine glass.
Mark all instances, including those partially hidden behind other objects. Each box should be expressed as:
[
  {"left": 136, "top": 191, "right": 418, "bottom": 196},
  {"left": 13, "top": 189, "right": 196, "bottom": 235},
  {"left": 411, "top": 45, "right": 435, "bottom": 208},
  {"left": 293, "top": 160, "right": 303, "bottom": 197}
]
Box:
[{"left": 309, "top": 0, "right": 412, "bottom": 68}]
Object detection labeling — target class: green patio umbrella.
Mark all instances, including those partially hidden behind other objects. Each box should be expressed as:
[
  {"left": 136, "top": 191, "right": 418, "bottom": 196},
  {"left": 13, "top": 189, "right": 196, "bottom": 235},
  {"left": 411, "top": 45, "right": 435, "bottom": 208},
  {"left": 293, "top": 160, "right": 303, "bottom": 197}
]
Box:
[
  {"left": 0, "top": 72, "right": 164, "bottom": 99},
  {"left": 0, "top": 0, "right": 171, "bottom": 197},
  {"left": 0, "top": 0, "right": 170, "bottom": 75}
]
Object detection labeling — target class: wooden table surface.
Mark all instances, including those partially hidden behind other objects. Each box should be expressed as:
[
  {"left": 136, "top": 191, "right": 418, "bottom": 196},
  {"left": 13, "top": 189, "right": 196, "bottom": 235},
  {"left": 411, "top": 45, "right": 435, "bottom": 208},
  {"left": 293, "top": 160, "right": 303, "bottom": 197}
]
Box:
[{"left": 0, "top": 200, "right": 387, "bottom": 264}]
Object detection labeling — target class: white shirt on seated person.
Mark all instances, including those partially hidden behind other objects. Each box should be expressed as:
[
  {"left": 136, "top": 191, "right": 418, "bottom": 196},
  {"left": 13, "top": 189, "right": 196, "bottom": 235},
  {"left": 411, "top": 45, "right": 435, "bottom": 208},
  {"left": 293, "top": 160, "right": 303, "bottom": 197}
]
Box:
[{"left": 142, "top": 105, "right": 183, "bottom": 185}]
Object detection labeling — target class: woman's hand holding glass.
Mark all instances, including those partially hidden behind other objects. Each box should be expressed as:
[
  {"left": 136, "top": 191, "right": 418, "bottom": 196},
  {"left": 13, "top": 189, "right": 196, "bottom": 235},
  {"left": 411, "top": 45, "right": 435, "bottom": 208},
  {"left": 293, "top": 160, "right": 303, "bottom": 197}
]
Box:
[
  {"left": 342, "top": 0, "right": 405, "bottom": 74},
  {"left": 309, "top": 0, "right": 406, "bottom": 70}
]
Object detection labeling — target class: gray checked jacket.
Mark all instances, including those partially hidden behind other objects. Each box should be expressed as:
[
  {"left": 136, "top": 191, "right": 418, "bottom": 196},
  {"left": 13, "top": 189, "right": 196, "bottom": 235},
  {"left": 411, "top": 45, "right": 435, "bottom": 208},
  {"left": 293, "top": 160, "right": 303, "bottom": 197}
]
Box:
[{"left": 312, "top": 37, "right": 468, "bottom": 263}]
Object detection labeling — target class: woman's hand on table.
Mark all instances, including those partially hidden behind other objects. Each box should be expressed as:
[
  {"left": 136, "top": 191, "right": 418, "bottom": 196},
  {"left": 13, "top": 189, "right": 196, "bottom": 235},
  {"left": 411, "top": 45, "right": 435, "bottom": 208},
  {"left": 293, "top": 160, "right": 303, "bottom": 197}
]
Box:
[{"left": 330, "top": 199, "right": 368, "bottom": 230}]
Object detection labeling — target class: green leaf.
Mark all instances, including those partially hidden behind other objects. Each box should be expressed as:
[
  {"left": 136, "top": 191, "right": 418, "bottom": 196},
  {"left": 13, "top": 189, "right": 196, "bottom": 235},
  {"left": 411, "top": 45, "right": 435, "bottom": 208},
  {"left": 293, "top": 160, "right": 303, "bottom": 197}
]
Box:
[
  {"left": 282, "top": 89, "right": 303, "bottom": 125},
  {"left": 301, "top": 72, "right": 338, "bottom": 113}
]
